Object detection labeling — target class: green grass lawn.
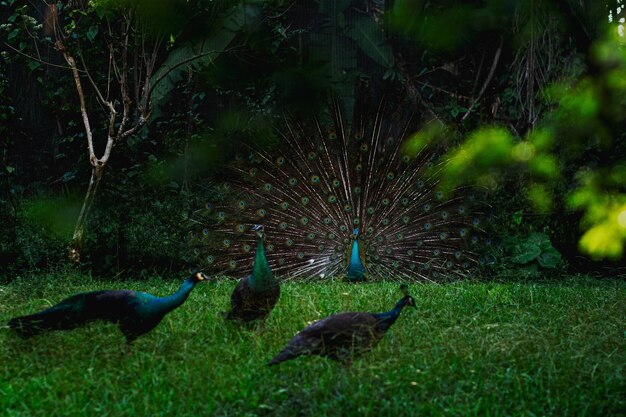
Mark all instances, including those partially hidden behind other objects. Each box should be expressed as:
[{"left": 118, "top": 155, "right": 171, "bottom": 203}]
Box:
[{"left": 0, "top": 272, "right": 624, "bottom": 417}]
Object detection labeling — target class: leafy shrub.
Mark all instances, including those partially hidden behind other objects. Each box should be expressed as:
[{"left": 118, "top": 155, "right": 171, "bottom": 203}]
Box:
[
  {"left": 480, "top": 231, "right": 565, "bottom": 280},
  {"left": 81, "top": 186, "right": 195, "bottom": 275},
  {"left": 12, "top": 221, "right": 67, "bottom": 270},
  {"left": 511, "top": 232, "right": 562, "bottom": 269}
]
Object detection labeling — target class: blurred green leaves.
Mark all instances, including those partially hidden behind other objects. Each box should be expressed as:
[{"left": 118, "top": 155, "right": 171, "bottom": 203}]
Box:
[
  {"left": 550, "top": 79, "right": 600, "bottom": 121},
  {"left": 21, "top": 196, "right": 81, "bottom": 240},
  {"left": 402, "top": 121, "right": 444, "bottom": 156},
  {"left": 401, "top": 21, "right": 626, "bottom": 261},
  {"left": 567, "top": 170, "right": 626, "bottom": 259},
  {"left": 438, "top": 126, "right": 514, "bottom": 192},
  {"left": 387, "top": 0, "right": 512, "bottom": 51}
]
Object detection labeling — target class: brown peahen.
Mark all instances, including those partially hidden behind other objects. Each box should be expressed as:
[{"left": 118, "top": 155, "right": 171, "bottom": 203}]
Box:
[
  {"left": 268, "top": 284, "right": 416, "bottom": 365},
  {"left": 190, "top": 102, "right": 483, "bottom": 282},
  {"left": 222, "top": 225, "right": 280, "bottom": 323},
  {"left": 8, "top": 272, "right": 210, "bottom": 346}
]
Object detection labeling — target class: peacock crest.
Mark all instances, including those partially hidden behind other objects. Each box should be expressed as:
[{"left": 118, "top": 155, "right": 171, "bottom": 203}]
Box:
[{"left": 189, "top": 102, "right": 485, "bottom": 282}]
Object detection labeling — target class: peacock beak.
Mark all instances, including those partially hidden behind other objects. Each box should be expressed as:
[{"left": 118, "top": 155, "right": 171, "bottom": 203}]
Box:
[{"left": 196, "top": 272, "right": 210, "bottom": 282}]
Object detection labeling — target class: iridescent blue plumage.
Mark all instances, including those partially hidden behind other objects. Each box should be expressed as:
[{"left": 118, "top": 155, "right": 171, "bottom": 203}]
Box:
[
  {"left": 8, "top": 272, "right": 209, "bottom": 345},
  {"left": 370, "top": 296, "right": 413, "bottom": 333},
  {"left": 347, "top": 228, "right": 365, "bottom": 281},
  {"left": 248, "top": 226, "right": 274, "bottom": 291}
]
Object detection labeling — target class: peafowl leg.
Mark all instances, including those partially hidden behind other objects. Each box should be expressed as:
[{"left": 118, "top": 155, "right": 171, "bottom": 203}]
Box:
[{"left": 122, "top": 331, "right": 137, "bottom": 354}]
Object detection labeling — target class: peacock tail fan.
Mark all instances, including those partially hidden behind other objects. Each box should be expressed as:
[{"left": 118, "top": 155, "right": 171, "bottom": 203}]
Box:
[{"left": 188, "top": 101, "right": 488, "bottom": 282}]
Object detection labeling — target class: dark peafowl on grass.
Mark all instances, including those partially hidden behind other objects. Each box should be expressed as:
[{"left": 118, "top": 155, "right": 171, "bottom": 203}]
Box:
[
  {"left": 222, "top": 224, "right": 280, "bottom": 323},
  {"left": 8, "top": 272, "right": 210, "bottom": 346},
  {"left": 190, "top": 101, "right": 485, "bottom": 282},
  {"left": 268, "top": 284, "right": 416, "bottom": 366}
]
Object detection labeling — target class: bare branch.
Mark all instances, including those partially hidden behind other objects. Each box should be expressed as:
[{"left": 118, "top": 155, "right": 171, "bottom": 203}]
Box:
[
  {"left": 133, "top": 29, "right": 141, "bottom": 112},
  {"left": 2, "top": 41, "right": 79, "bottom": 71},
  {"left": 119, "top": 114, "right": 149, "bottom": 140},
  {"left": 470, "top": 53, "right": 485, "bottom": 97},
  {"left": 105, "top": 15, "right": 123, "bottom": 83},
  {"left": 78, "top": 52, "right": 113, "bottom": 112},
  {"left": 412, "top": 80, "right": 471, "bottom": 100},
  {"left": 106, "top": 44, "right": 113, "bottom": 100},
  {"left": 117, "top": 11, "right": 131, "bottom": 138},
  {"left": 394, "top": 51, "right": 445, "bottom": 127},
  {"left": 101, "top": 135, "right": 115, "bottom": 162},
  {"left": 55, "top": 41, "right": 96, "bottom": 166}
]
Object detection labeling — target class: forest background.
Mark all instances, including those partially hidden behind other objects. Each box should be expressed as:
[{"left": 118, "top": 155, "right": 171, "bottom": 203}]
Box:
[{"left": 1, "top": 0, "right": 625, "bottom": 280}]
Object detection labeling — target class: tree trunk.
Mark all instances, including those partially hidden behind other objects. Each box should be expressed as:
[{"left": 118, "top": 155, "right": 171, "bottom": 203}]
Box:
[{"left": 69, "top": 163, "right": 105, "bottom": 262}]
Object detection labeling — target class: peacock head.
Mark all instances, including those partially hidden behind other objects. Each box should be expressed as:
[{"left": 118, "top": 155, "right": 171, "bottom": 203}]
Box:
[
  {"left": 400, "top": 284, "right": 417, "bottom": 308},
  {"left": 192, "top": 271, "right": 212, "bottom": 283},
  {"left": 252, "top": 224, "right": 265, "bottom": 240},
  {"left": 353, "top": 228, "right": 359, "bottom": 238}
]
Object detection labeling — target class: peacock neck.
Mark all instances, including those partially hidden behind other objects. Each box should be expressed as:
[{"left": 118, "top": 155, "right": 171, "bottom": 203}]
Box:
[
  {"left": 250, "top": 235, "right": 274, "bottom": 291},
  {"left": 347, "top": 237, "right": 365, "bottom": 281},
  {"left": 154, "top": 278, "right": 197, "bottom": 314},
  {"left": 373, "top": 298, "right": 408, "bottom": 329}
]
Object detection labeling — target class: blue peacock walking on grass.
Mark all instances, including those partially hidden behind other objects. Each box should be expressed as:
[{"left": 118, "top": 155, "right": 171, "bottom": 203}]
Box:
[
  {"left": 268, "top": 284, "right": 416, "bottom": 365},
  {"left": 189, "top": 102, "right": 484, "bottom": 282},
  {"left": 8, "top": 272, "right": 210, "bottom": 346},
  {"left": 222, "top": 225, "right": 280, "bottom": 323}
]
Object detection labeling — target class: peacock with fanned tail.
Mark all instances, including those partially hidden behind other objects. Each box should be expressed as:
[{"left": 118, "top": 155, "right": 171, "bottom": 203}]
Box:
[{"left": 189, "top": 102, "right": 484, "bottom": 282}]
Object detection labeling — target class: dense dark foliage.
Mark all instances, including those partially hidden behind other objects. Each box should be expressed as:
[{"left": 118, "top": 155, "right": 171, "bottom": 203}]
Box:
[{"left": 1, "top": 0, "right": 625, "bottom": 278}]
